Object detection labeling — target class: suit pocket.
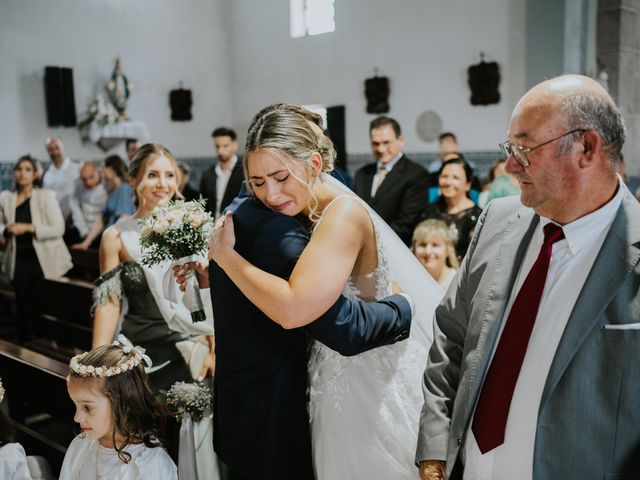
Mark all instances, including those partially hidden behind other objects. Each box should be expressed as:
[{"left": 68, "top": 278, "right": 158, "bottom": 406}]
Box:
[{"left": 603, "top": 322, "right": 640, "bottom": 330}]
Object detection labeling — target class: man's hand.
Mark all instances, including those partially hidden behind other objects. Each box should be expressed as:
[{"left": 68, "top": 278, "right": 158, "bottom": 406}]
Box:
[
  {"left": 197, "top": 335, "right": 216, "bottom": 380},
  {"left": 391, "top": 280, "right": 403, "bottom": 294},
  {"left": 198, "top": 349, "right": 216, "bottom": 380},
  {"left": 172, "top": 262, "right": 209, "bottom": 290},
  {"left": 419, "top": 460, "right": 446, "bottom": 480}
]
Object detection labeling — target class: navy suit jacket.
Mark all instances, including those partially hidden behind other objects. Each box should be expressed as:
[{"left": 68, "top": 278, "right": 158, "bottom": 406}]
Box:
[{"left": 210, "top": 194, "right": 412, "bottom": 479}]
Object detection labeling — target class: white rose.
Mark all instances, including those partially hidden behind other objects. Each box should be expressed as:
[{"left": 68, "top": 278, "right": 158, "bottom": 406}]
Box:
[
  {"left": 153, "top": 219, "right": 169, "bottom": 234},
  {"left": 190, "top": 214, "right": 203, "bottom": 228}
]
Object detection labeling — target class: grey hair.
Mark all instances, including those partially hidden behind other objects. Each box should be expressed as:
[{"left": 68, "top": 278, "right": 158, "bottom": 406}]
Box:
[
  {"left": 45, "top": 136, "right": 64, "bottom": 150},
  {"left": 559, "top": 94, "right": 626, "bottom": 166}
]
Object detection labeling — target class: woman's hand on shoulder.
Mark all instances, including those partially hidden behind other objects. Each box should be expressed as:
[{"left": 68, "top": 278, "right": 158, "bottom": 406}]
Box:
[{"left": 208, "top": 212, "right": 236, "bottom": 264}]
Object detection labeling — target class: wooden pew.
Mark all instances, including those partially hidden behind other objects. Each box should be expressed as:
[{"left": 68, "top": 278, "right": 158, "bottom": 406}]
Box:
[
  {"left": 0, "top": 339, "right": 75, "bottom": 475},
  {"left": 30, "top": 277, "right": 94, "bottom": 361},
  {"left": 68, "top": 247, "right": 100, "bottom": 282}
]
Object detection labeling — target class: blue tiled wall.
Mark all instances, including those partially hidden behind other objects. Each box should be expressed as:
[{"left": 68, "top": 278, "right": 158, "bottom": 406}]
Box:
[{"left": 0, "top": 151, "right": 502, "bottom": 191}]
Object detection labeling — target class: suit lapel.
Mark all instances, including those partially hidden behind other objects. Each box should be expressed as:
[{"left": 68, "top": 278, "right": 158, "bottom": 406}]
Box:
[
  {"left": 540, "top": 190, "right": 640, "bottom": 409},
  {"left": 28, "top": 190, "right": 37, "bottom": 225},
  {"left": 358, "top": 166, "right": 375, "bottom": 204},
  {"left": 222, "top": 161, "right": 243, "bottom": 206},
  {"left": 7, "top": 192, "right": 16, "bottom": 224}
]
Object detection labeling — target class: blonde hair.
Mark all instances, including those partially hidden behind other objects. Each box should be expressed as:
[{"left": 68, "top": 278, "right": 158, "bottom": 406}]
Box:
[
  {"left": 129, "top": 143, "right": 179, "bottom": 206},
  {"left": 244, "top": 104, "right": 336, "bottom": 222},
  {"left": 411, "top": 219, "right": 459, "bottom": 268}
]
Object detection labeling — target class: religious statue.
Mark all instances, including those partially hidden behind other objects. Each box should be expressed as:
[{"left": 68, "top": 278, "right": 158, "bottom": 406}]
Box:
[{"left": 106, "top": 57, "right": 133, "bottom": 120}]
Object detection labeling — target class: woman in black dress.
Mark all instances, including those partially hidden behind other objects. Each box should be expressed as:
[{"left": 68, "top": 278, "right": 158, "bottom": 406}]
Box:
[
  {"left": 0, "top": 155, "right": 72, "bottom": 342},
  {"left": 91, "top": 144, "right": 214, "bottom": 393}
]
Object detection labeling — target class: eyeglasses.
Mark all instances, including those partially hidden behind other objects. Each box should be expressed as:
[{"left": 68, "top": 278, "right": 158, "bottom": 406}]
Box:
[{"left": 498, "top": 129, "right": 586, "bottom": 168}]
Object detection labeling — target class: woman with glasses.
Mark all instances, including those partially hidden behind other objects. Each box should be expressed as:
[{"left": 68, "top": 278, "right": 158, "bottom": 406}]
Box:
[{"left": 419, "top": 156, "right": 482, "bottom": 261}]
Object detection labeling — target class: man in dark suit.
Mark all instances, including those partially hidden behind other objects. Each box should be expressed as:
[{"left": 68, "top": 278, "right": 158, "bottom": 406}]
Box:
[
  {"left": 354, "top": 116, "right": 429, "bottom": 245},
  {"left": 417, "top": 75, "right": 637, "bottom": 480},
  {"left": 181, "top": 190, "right": 412, "bottom": 480},
  {"left": 199, "top": 127, "right": 244, "bottom": 217}
]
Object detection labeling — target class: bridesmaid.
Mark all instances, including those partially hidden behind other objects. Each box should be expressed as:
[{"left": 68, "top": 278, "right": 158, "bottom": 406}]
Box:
[{"left": 92, "top": 144, "right": 215, "bottom": 393}]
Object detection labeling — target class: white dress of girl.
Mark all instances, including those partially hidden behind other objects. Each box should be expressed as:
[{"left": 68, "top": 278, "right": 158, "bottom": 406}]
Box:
[
  {"left": 59, "top": 435, "right": 177, "bottom": 480},
  {"left": 0, "top": 442, "right": 31, "bottom": 480},
  {"left": 308, "top": 184, "right": 443, "bottom": 480}
]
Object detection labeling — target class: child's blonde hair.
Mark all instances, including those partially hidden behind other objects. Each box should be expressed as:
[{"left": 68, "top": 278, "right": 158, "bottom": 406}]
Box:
[{"left": 411, "top": 219, "right": 460, "bottom": 268}]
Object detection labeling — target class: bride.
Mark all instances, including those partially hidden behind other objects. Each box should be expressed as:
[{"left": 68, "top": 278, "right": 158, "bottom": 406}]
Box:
[{"left": 210, "top": 104, "right": 442, "bottom": 479}]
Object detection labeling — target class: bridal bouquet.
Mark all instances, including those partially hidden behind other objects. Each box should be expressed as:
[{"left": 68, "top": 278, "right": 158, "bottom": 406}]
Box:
[
  {"left": 165, "top": 381, "right": 212, "bottom": 423},
  {"left": 138, "top": 198, "right": 214, "bottom": 322}
]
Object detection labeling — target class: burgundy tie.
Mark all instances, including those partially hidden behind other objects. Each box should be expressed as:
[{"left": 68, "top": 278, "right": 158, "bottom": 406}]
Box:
[{"left": 472, "top": 223, "right": 565, "bottom": 454}]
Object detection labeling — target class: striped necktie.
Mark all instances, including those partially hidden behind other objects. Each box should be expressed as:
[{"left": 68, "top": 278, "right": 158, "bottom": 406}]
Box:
[{"left": 371, "top": 166, "right": 389, "bottom": 197}]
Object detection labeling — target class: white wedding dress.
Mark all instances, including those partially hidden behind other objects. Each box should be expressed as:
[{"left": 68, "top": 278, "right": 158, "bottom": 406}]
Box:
[{"left": 308, "top": 181, "right": 443, "bottom": 480}]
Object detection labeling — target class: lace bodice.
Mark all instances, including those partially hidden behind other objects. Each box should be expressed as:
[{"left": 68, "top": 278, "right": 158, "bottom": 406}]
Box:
[
  {"left": 343, "top": 215, "right": 392, "bottom": 302},
  {"left": 308, "top": 194, "right": 430, "bottom": 479}
]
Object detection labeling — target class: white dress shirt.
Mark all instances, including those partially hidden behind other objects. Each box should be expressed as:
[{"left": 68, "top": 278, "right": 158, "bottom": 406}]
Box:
[
  {"left": 43, "top": 157, "right": 80, "bottom": 220},
  {"left": 214, "top": 155, "right": 238, "bottom": 218},
  {"left": 463, "top": 180, "right": 624, "bottom": 480},
  {"left": 68, "top": 180, "right": 108, "bottom": 237}
]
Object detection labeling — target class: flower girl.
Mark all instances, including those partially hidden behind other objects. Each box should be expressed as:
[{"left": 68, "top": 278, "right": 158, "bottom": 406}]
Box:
[{"left": 60, "top": 337, "right": 177, "bottom": 480}]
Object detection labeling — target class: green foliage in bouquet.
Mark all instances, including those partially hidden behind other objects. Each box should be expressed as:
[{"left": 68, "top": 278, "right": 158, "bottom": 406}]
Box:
[
  {"left": 138, "top": 197, "right": 214, "bottom": 267},
  {"left": 164, "top": 381, "right": 212, "bottom": 423}
]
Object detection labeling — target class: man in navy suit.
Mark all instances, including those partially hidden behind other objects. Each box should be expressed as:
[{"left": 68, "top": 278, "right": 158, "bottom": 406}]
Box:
[{"left": 183, "top": 191, "right": 412, "bottom": 480}]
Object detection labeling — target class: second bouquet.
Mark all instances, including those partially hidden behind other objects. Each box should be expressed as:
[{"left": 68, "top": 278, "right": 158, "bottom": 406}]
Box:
[{"left": 138, "top": 198, "right": 214, "bottom": 322}]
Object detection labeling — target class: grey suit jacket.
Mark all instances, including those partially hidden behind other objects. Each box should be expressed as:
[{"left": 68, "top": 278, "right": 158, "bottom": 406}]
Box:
[{"left": 416, "top": 187, "right": 640, "bottom": 480}]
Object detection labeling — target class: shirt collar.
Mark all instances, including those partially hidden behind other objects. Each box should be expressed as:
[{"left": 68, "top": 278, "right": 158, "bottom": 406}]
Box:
[
  {"left": 53, "top": 157, "right": 71, "bottom": 171},
  {"left": 215, "top": 155, "right": 238, "bottom": 176},
  {"left": 539, "top": 176, "right": 624, "bottom": 255},
  {"left": 377, "top": 152, "right": 403, "bottom": 171}
]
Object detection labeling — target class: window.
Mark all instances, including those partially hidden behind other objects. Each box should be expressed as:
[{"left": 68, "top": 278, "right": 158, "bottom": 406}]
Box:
[
  {"left": 290, "top": 0, "right": 335, "bottom": 38},
  {"left": 302, "top": 104, "right": 327, "bottom": 127}
]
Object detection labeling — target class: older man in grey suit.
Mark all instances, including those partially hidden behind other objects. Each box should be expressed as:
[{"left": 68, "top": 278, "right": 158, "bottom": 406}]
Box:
[{"left": 416, "top": 74, "right": 639, "bottom": 480}]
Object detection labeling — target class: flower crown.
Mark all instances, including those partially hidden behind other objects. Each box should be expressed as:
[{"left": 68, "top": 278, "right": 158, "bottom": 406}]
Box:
[
  {"left": 0, "top": 378, "right": 4, "bottom": 403},
  {"left": 69, "top": 335, "right": 153, "bottom": 378}
]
